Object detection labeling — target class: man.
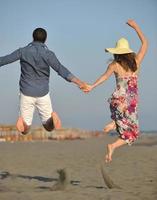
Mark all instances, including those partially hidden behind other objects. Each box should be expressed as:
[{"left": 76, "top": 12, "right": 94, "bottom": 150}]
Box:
[{"left": 0, "top": 28, "right": 85, "bottom": 134}]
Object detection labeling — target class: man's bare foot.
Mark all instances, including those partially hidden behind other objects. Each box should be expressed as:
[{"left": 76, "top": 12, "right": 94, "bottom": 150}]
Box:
[
  {"left": 105, "top": 144, "right": 115, "bottom": 163},
  {"left": 16, "top": 117, "right": 25, "bottom": 132},
  {"left": 16, "top": 117, "right": 29, "bottom": 135},
  {"left": 51, "top": 112, "right": 62, "bottom": 129},
  {"left": 103, "top": 121, "right": 116, "bottom": 133}
]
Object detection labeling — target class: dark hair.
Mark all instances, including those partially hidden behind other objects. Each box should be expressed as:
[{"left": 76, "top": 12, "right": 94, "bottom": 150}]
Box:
[
  {"left": 114, "top": 53, "right": 137, "bottom": 72},
  {"left": 33, "top": 28, "right": 47, "bottom": 43}
]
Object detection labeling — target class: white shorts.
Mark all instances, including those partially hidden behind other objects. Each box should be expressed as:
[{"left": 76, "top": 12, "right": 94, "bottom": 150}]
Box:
[{"left": 19, "top": 93, "right": 53, "bottom": 126}]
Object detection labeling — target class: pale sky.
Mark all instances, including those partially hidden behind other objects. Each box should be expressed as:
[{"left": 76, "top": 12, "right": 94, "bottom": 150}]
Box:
[{"left": 0, "top": 0, "right": 157, "bottom": 131}]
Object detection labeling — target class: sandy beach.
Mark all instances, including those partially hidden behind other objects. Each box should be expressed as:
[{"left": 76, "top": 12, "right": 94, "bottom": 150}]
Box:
[{"left": 0, "top": 132, "right": 157, "bottom": 200}]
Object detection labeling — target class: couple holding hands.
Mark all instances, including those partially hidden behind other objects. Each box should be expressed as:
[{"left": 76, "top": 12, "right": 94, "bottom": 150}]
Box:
[{"left": 0, "top": 19, "right": 148, "bottom": 162}]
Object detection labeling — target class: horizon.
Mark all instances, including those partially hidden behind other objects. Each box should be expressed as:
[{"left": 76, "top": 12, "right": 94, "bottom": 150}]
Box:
[{"left": 0, "top": 123, "right": 157, "bottom": 133}]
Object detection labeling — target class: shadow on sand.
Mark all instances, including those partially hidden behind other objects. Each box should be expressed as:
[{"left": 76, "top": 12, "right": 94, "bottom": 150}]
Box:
[{"left": 0, "top": 166, "right": 120, "bottom": 192}]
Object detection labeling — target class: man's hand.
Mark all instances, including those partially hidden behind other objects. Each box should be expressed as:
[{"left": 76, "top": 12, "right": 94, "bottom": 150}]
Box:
[
  {"left": 71, "top": 77, "right": 93, "bottom": 93},
  {"left": 80, "top": 83, "right": 93, "bottom": 93}
]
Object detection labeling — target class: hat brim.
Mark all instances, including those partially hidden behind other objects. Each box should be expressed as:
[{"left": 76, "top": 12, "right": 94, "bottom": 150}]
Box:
[{"left": 105, "top": 48, "right": 134, "bottom": 54}]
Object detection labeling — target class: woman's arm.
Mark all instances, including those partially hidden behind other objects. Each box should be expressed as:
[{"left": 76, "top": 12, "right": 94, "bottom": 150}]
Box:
[
  {"left": 127, "top": 19, "right": 148, "bottom": 65},
  {"left": 92, "top": 63, "right": 115, "bottom": 88},
  {"left": 81, "top": 62, "right": 115, "bottom": 93}
]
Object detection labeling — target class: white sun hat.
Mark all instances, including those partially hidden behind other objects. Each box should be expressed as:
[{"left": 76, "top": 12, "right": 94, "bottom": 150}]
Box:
[{"left": 105, "top": 38, "right": 134, "bottom": 54}]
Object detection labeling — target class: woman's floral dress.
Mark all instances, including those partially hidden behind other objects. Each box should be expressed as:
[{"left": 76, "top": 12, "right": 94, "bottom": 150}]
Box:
[{"left": 108, "top": 75, "right": 139, "bottom": 145}]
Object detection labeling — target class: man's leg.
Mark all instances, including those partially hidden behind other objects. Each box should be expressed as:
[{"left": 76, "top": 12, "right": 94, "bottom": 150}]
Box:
[
  {"left": 36, "top": 93, "right": 62, "bottom": 132},
  {"left": 43, "top": 112, "right": 62, "bottom": 131},
  {"left": 16, "top": 93, "right": 35, "bottom": 134},
  {"left": 16, "top": 117, "right": 30, "bottom": 135}
]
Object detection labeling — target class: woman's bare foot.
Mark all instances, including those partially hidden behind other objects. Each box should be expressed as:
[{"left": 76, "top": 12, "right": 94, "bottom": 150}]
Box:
[
  {"left": 105, "top": 144, "right": 115, "bottom": 163},
  {"left": 51, "top": 112, "right": 62, "bottom": 129},
  {"left": 103, "top": 121, "right": 116, "bottom": 133}
]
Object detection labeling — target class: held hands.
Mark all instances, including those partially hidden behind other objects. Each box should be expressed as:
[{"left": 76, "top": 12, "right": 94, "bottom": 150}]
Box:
[{"left": 79, "top": 82, "right": 94, "bottom": 93}]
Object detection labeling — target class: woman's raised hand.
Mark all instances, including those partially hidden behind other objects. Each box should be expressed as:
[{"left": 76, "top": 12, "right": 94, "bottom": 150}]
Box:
[{"left": 126, "top": 19, "right": 138, "bottom": 29}]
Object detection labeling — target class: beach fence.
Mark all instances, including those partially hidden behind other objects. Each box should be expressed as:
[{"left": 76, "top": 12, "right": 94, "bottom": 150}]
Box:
[
  {"left": 0, "top": 125, "right": 102, "bottom": 142},
  {"left": 0, "top": 125, "right": 49, "bottom": 142}
]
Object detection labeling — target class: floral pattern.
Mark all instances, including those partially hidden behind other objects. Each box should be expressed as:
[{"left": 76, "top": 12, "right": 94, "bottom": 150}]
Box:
[{"left": 108, "top": 75, "right": 139, "bottom": 145}]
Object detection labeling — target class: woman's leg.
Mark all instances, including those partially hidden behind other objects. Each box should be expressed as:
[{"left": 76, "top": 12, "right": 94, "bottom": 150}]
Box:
[
  {"left": 103, "top": 120, "right": 116, "bottom": 133},
  {"left": 105, "top": 138, "right": 127, "bottom": 163}
]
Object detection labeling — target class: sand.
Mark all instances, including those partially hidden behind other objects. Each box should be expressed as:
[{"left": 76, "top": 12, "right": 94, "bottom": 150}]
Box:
[{"left": 0, "top": 133, "right": 157, "bottom": 200}]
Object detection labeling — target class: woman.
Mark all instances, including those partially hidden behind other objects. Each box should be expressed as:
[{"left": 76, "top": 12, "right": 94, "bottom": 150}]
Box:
[{"left": 82, "top": 20, "right": 148, "bottom": 162}]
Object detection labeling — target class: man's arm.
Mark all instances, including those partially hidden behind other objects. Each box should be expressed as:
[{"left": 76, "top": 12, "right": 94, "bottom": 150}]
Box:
[
  {"left": 0, "top": 49, "right": 21, "bottom": 67},
  {"left": 48, "top": 51, "right": 85, "bottom": 87},
  {"left": 70, "top": 77, "right": 87, "bottom": 88}
]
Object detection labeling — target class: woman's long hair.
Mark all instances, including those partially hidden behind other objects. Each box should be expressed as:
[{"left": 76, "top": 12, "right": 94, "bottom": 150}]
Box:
[{"left": 114, "top": 53, "right": 137, "bottom": 72}]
